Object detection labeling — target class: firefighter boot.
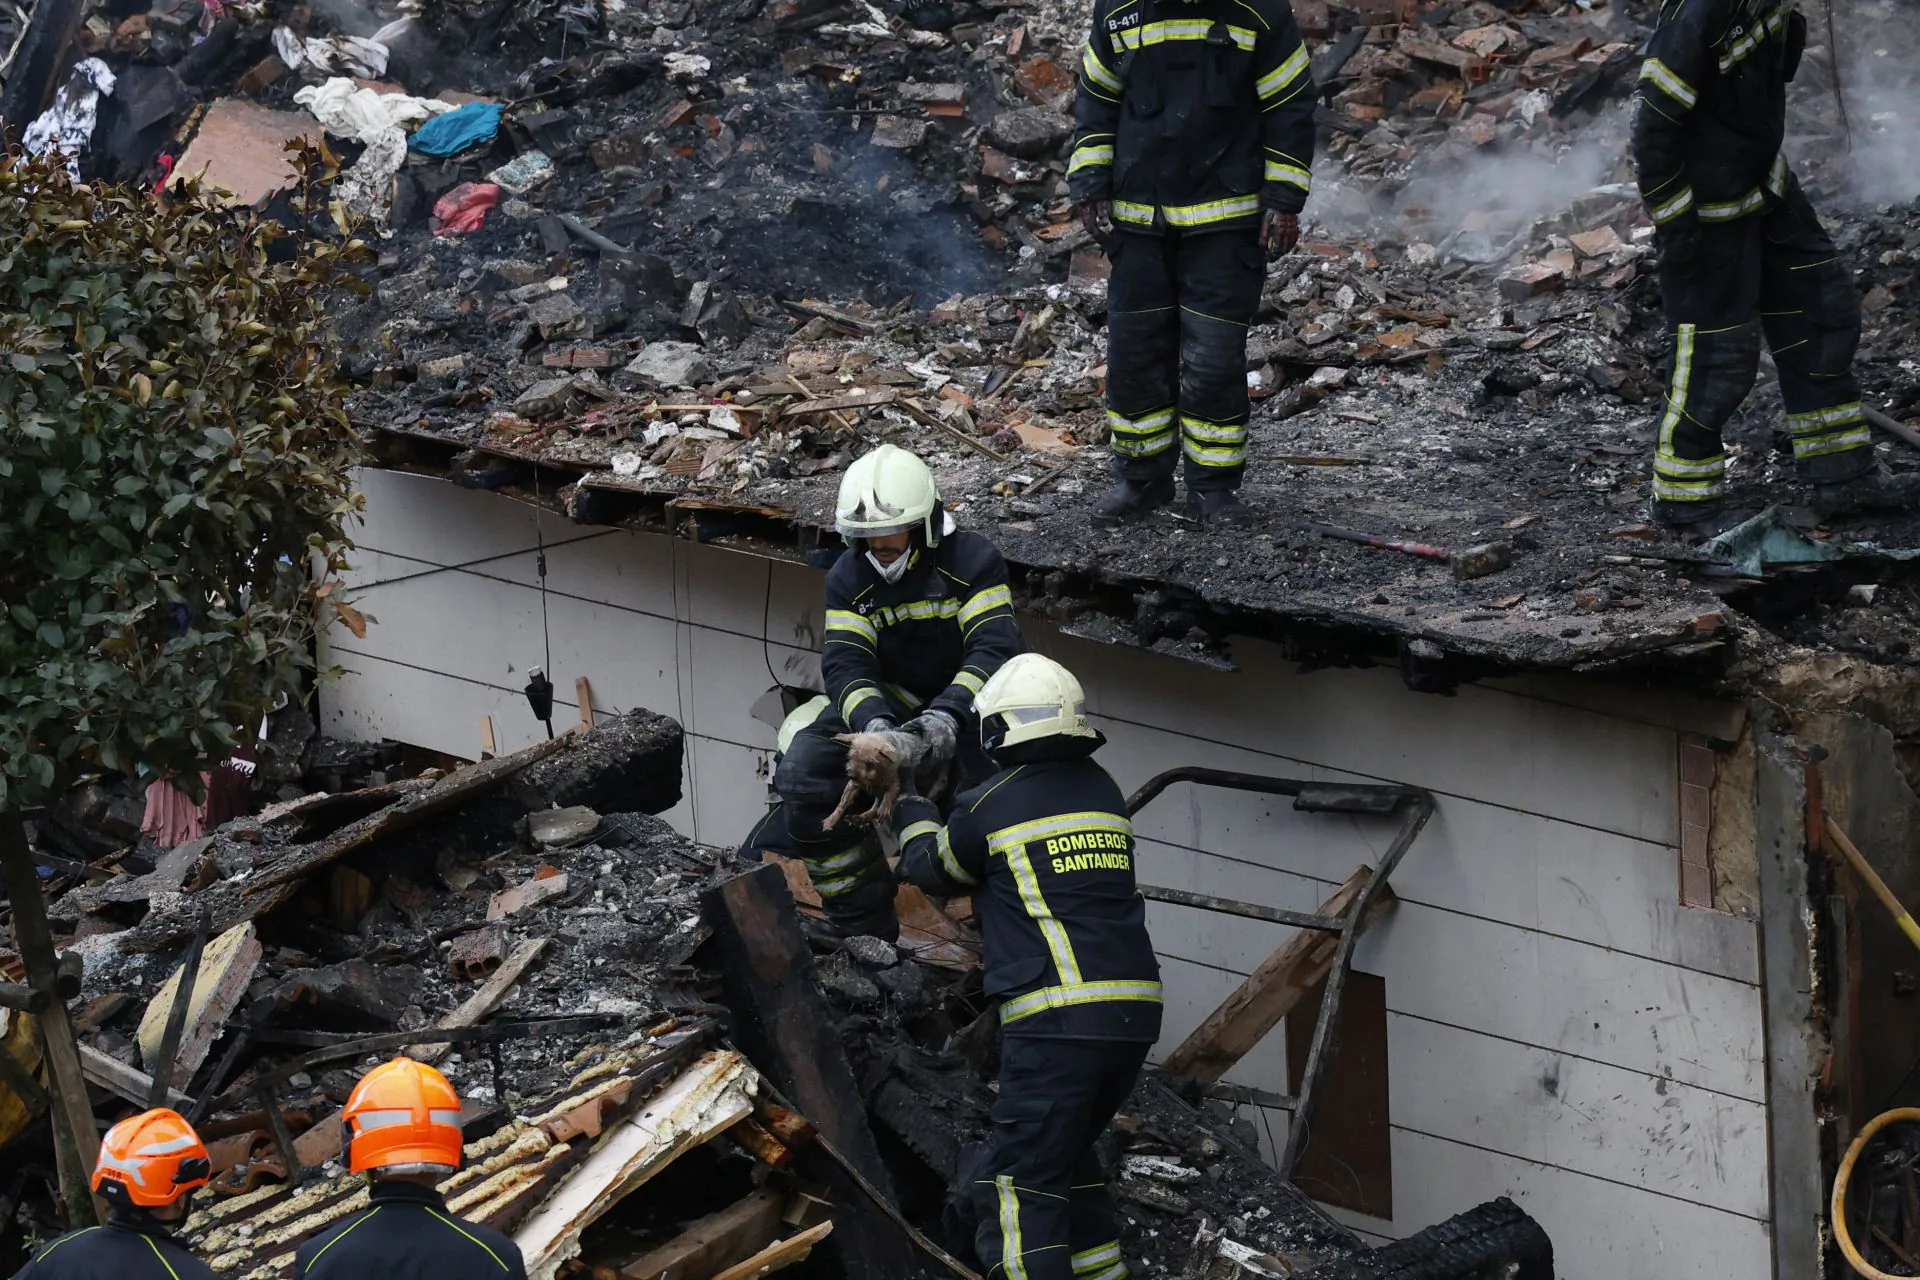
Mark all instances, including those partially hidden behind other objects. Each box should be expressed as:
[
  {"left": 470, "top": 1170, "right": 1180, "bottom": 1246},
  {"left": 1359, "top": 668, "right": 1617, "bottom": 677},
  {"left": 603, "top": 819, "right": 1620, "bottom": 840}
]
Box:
[
  {"left": 1187, "top": 488, "right": 1253, "bottom": 530},
  {"left": 1092, "top": 475, "right": 1176, "bottom": 527},
  {"left": 1650, "top": 493, "right": 1726, "bottom": 530}
]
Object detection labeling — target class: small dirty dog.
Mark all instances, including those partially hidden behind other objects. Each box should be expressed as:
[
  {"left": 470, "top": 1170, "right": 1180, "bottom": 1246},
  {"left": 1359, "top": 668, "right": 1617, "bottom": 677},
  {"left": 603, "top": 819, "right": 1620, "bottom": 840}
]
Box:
[{"left": 822, "top": 730, "right": 950, "bottom": 831}]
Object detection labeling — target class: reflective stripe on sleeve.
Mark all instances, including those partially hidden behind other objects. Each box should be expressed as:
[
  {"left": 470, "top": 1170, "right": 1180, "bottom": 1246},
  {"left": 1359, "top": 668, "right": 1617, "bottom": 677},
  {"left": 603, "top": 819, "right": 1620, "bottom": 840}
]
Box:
[
  {"left": 1256, "top": 44, "right": 1310, "bottom": 100},
  {"left": 1001, "top": 980, "right": 1165, "bottom": 1024},
  {"left": 1639, "top": 58, "right": 1697, "bottom": 109},
  {"left": 825, "top": 608, "right": 876, "bottom": 647}
]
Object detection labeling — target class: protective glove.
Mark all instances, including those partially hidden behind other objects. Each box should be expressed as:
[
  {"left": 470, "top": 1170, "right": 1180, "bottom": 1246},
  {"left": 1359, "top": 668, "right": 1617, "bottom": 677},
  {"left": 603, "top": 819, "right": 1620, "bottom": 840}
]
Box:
[
  {"left": 1656, "top": 216, "right": 1701, "bottom": 274},
  {"left": 902, "top": 709, "right": 959, "bottom": 769},
  {"left": 864, "top": 715, "right": 896, "bottom": 735},
  {"left": 1260, "top": 209, "right": 1300, "bottom": 259},
  {"left": 1076, "top": 199, "right": 1114, "bottom": 248}
]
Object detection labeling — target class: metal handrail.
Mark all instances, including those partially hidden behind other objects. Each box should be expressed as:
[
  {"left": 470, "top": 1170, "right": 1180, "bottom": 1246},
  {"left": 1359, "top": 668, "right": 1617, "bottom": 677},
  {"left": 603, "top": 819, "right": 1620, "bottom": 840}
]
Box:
[{"left": 1126, "top": 765, "right": 1434, "bottom": 1181}]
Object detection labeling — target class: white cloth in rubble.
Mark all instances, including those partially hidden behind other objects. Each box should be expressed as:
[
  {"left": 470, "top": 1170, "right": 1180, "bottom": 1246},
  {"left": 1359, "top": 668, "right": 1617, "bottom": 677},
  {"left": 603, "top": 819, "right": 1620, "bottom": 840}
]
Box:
[
  {"left": 293, "top": 77, "right": 452, "bottom": 228},
  {"left": 273, "top": 26, "right": 391, "bottom": 79},
  {"left": 23, "top": 58, "right": 116, "bottom": 181}
]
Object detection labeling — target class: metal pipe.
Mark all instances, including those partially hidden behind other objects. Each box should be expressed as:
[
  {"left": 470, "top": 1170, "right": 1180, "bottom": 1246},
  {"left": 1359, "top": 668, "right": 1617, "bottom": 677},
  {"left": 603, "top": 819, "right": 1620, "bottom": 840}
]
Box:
[
  {"left": 1136, "top": 884, "right": 1343, "bottom": 932},
  {"left": 1865, "top": 405, "right": 1920, "bottom": 454},
  {"left": 1826, "top": 816, "right": 1920, "bottom": 955},
  {"left": 1281, "top": 792, "right": 1433, "bottom": 1177}
]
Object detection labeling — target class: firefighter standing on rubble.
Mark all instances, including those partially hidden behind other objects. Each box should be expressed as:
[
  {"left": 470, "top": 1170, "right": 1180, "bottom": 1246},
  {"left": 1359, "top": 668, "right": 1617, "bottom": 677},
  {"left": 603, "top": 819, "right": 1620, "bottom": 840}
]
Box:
[
  {"left": 891, "top": 653, "right": 1159, "bottom": 1280},
  {"left": 295, "top": 1058, "right": 526, "bottom": 1280},
  {"left": 1068, "top": 0, "right": 1318, "bottom": 529},
  {"left": 741, "top": 443, "right": 1023, "bottom": 944},
  {"left": 10, "top": 1109, "right": 216, "bottom": 1280},
  {"left": 1633, "top": 0, "right": 1886, "bottom": 526}
]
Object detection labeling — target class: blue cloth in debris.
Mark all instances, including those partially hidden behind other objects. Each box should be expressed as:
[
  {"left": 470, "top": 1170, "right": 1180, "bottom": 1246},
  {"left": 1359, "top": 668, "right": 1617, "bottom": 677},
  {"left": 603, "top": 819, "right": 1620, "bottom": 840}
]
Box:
[{"left": 411, "top": 101, "right": 503, "bottom": 156}]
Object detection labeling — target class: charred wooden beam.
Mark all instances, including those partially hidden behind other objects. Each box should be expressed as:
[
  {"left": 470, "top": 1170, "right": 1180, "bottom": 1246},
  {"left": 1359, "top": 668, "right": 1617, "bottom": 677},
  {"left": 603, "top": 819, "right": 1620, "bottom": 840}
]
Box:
[{"left": 703, "top": 864, "right": 941, "bottom": 1280}]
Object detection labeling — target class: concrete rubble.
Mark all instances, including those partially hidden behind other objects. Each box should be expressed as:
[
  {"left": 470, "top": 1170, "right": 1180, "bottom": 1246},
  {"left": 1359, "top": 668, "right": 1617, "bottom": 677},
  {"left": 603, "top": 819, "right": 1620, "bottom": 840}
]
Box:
[{"left": 0, "top": 707, "right": 1552, "bottom": 1279}]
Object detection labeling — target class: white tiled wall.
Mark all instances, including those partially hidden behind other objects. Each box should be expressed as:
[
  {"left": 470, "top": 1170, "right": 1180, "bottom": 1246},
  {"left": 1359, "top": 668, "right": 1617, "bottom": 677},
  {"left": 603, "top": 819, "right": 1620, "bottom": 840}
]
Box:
[{"left": 323, "top": 468, "right": 1771, "bottom": 1279}]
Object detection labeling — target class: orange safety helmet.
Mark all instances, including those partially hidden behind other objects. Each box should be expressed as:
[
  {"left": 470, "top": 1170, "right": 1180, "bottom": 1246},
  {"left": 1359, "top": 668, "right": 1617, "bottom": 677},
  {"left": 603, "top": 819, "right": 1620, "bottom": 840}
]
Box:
[
  {"left": 342, "top": 1057, "right": 465, "bottom": 1174},
  {"left": 92, "top": 1108, "right": 213, "bottom": 1209}
]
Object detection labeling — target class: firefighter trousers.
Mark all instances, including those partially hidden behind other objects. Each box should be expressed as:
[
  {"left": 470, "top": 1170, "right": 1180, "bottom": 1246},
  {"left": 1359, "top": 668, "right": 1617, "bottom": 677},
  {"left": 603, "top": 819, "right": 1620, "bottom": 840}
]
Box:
[
  {"left": 1651, "top": 178, "right": 1869, "bottom": 507},
  {"left": 743, "top": 709, "right": 992, "bottom": 942},
  {"left": 970, "top": 1036, "right": 1150, "bottom": 1280},
  {"left": 1105, "top": 227, "right": 1265, "bottom": 492}
]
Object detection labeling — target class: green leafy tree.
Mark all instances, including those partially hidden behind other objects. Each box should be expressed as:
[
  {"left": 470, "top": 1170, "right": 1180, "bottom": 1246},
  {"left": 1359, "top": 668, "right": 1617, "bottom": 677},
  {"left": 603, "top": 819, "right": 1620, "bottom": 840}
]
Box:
[{"left": 0, "top": 150, "right": 364, "bottom": 1221}]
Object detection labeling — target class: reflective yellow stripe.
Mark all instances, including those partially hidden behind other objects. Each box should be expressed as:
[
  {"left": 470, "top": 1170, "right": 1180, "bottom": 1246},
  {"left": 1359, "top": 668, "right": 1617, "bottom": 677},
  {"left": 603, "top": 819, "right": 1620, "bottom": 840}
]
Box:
[
  {"left": 1073, "top": 1242, "right": 1124, "bottom": 1274},
  {"left": 1699, "top": 187, "right": 1766, "bottom": 222},
  {"left": 141, "top": 1237, "right": 183, "bottom": 1280},
  {"left": 1107, "top": 406, "right": 1175, "bottom": 458},
  {"left": 809, "top": 843, "right": 873, "bottom": 875},
  {"left": 936, "top": 825, "right": 980, "bottom": 885},
  {"left": 952, "top": 669, "right": 985, "bottom": 695},
  {"left": 840, "top": 685, "right": 881, "bottom": 721},
  {"left": 825, "top": 608, "right": 876, "bottom": 646},
  {"left": 1651, "top": 473, "right": 1726, "bottom": 501},
  {"left": 1001, "top": 980, "right": 1165, "bottom": 1024},
  {"left": 1112, "top": 200, "right": 1156, "bottom": 226},
  {"left": 1264, "top": 160, "right": 1311, "bottom": 189},
  {"left": 1069, "top": 144, "right": 1115, "bottom": 173},
  {"left": 901, "top": 820, "right": 941, "bottom": 845},
  {"left": 1256, "top": 44, "right": 1309, "bottom": 100},
  {"left": 1162, "top": 195, "right": 1260, "bottom": 227},
  {"left": 1766, "top": 150, "right": 1789, "bottom": 197},
  {"left": 1658, "top": 323, "right": 1696, "bottom": 449},
  {"left": 1184, "top": 438, "right": 1245, "bottom": 467},
  {"left": 998, "top": 1176, "right": 1030, "bottom": 1280},
  {"left": 884, "top": 682, "right": 925, "bottom": 711},
  {"left": 428, "top": 1208, "right": 513, "bottom": 1273},
  {"left": 874, "top": 598, "right": 962, "bottom": 627},
  {"left": 1115, "top": 19, "right": 1256, "bottom": 51},
  {"left": 1639, "top": 58, "right": 1696, "bottom": 109},
  {"left": 1081, "top": 45, "right": 1122, "bottom": 93},
  {"left": 1650, "top": 186, "right": 1694, "bottom": 225},
  {"left": 1788, "top": 402, "right": 1867, "bottom": 430},
  {"left": 1718, "top": 4, "right": 1792, "bottom": 71},
  {"left": 1792, "top": 426, "right": 1872, "bottom": 458},
  {"left": 959, "top": 583, "right": 1013, "bottom": 626},
  {"left": 1653, "top": 451, "right": 1726, "bottom": 478},
  {"left": 306, "top": 1209, "right": 383, "bottom": 1271},
  {"left": 1182, "top": 416, "right": 1246, "bottom": 445}
]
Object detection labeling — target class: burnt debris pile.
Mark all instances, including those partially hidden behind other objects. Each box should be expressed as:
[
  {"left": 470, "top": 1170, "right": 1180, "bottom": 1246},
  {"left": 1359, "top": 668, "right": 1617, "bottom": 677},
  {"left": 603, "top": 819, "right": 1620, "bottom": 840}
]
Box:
[
  {"left": 1, "top": 706, "right": 1552, "bottom": 1280},
  {"left": 4, "top": 0, "right": 1917, "bottom": 670}
]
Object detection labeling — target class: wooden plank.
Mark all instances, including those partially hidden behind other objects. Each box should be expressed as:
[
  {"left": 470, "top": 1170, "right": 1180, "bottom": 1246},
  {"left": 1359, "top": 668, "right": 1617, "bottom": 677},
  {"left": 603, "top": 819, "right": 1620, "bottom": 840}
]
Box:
[
  {"left": 575, "top": 677, "right": 596, "bottom": 733},
  {"left": 80, "top": 1043, "right": 191, "bottom": 1108},
  {"left": 703, "top": 865, "right": 936, "bottom": 1280},
  {"left": 513, "top": 1050, "right": 759, "bottom": 1280},
  {"left": 777, "top": 388, "right": 897, "bottom": 417},
  {"left": 617, "top": 1189, "right": 786, "bottom": 1279},
  {"left": 408, "top": 938, "right": 549, "bottom": 1064},
  {"left": 710, "top": 1222, "right": 835, "bottom": 1280},
  {"left": 481, "top": 716, "right": 497, "bottom": 760},
  {"left": 1162, "top": 866, "right": 1395, "bottom": 1086},
  {"left": 136, "top": 921, "right": 262, "bottom": 1089}
]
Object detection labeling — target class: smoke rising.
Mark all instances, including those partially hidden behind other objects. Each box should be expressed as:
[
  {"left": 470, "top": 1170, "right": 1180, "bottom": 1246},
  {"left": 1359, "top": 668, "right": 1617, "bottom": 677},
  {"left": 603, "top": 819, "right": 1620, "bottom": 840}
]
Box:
[{"left": 1790, "top": 0, "right": 1920, "bottom": 207}]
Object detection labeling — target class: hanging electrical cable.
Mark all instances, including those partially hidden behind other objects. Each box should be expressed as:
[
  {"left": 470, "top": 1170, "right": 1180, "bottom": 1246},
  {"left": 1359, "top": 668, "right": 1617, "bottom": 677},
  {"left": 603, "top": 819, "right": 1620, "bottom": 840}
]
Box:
[{"left": 524, "top": 472, "right": 556, "bottom": 740}]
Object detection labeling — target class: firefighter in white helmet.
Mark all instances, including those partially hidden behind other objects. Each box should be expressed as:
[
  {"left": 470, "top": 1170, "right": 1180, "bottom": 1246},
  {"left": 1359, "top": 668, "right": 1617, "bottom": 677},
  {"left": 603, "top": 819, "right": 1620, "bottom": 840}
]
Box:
[
  {"left": 741, "top": 444, "right": 1023, "bottom": 942},
  {"left": 891, "top": 653, "right": 1159, "bottom": 1280}
]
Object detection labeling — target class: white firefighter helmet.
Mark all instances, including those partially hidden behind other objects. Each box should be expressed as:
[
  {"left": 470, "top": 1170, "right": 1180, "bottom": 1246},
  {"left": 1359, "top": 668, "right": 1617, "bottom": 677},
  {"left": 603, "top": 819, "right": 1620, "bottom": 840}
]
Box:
[
  {"left": 976, "top": 654, "right": 1095, "bottom": 751},
  {"left": 776, "top": 695, "right": 830, "bottom": 756},
  {"left": 835, "top": 444, "right": 942, "bottom": 545}
]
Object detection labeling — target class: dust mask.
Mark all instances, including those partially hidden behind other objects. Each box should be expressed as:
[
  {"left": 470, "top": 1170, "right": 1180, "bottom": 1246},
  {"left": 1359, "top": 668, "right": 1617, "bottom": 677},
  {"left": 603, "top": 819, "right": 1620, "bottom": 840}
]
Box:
[{"left": 868, "top": 549, "right": 912, "bottom": 583}]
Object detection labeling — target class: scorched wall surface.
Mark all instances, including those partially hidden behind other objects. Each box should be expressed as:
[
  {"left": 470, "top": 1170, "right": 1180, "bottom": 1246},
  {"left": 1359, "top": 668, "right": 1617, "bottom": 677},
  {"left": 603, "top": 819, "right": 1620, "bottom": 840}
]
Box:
[{"left": 323, "top": 468, "right": 1771, "bottom": 1278}]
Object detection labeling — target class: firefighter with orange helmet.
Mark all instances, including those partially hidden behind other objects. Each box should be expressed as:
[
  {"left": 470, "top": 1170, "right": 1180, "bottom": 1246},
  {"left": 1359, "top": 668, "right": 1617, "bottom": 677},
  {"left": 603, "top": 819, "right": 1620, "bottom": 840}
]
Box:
[
  {"left": 294, "top": 1057, "right": 525, "bottom": 1280},
  {"left": 10, "top": 1108, "right": 216, "bottom": 1279}
]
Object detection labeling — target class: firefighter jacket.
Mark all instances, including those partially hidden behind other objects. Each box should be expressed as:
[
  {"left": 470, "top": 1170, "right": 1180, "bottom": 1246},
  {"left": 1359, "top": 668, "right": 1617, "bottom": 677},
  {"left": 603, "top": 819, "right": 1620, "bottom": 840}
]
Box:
[
  {"left": 1067, "top": 0, "right": 1316, "bottom": 234},
  {"left": 1631, "top": 0, "right": 1807, "bottom": 230},
  {"left": 894, "top": 736, "right": 1163, "bottom": 1041},
  {"left": 820, "top": 531, "right": 1023, "bottom": 735},
  {"left": 10, "top": 1217, "right": 216, "bottom": 1280},
  {"left": 294, "top": 1181, "right": 527, "bottom": 1280}
]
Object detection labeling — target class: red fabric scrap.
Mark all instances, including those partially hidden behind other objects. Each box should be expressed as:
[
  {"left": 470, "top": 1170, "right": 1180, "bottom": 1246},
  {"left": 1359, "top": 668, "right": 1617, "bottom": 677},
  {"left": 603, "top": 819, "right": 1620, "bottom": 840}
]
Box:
[{"left": 431, "top": 182, "right": 500, "bottom": 236}]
